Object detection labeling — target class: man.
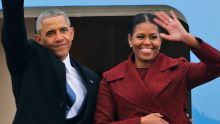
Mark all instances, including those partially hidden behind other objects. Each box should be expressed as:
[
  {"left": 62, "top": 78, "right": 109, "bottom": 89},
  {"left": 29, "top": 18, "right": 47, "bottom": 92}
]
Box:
[{"left": 1, "top": 0, "right": 100, "bottom": 124}]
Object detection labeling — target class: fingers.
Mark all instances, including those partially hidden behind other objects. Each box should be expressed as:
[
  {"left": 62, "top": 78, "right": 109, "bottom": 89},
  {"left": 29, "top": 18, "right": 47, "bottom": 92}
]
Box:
[
  {"left": 170, "top": 10, "right": 178, "bottom": 20},
  {"left": 153, "top": 113, "right": 169, "bottom": 124},
  {"left": 153, "top": 11, "right": 175, "bottom": 31},
  {"left": 154, "top": 11, "right": 170, "bottom": 25},
  {"left": 153, "top": 18, "right": 167, "bottom": 29},
  {"left": 153, "top": 113, "right": 164, "bottom": 118},
  {"left": 154, "top": 10, "right": 178, "bottom": 28},
  {"left": 154, "top": 11, "right": 174, "bottom": 25},
  {"left": 159, "top": 33, "right": 172, "bottom": 41}
]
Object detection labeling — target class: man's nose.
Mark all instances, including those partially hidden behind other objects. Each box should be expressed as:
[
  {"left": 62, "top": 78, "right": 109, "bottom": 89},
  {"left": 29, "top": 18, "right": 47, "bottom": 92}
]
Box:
[{"left": 54, "top": 32, "right": 64, "bottom": 41}]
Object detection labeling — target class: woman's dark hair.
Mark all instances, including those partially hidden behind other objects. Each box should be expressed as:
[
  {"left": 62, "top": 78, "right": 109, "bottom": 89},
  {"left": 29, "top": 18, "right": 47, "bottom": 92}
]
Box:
[{"left": 128, "top": 13, "right": 165, "bottom": 35}]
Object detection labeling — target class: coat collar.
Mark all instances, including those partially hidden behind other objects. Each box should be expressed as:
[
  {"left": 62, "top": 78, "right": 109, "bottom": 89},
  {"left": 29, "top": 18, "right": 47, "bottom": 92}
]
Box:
[
  {"left": 69, "top": 56, "right": 90, "bottom": 88},
  {"left": 62, "top": 53, "right": 72, "bottom": 74},
  {"left": 155, "top": 53, "right": 180, "bottom": 72},
  {"left": 104, "top": 52, "right": 181, "bottom": 82}
]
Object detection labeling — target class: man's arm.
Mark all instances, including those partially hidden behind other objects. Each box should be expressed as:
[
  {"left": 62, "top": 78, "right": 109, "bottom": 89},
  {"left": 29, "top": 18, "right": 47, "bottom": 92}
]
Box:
[{"left": 1, "top": 0, "right": 30, "bottom": 74}]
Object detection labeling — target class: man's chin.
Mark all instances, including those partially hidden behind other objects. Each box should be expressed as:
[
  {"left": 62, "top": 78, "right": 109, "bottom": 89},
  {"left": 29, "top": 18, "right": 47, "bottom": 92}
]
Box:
[{"left": 54, "top": 52, "right": 68, "bottom": 60}]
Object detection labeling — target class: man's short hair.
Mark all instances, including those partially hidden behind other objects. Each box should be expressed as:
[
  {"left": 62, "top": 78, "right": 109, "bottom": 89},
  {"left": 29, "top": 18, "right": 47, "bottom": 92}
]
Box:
[{"left": 36, "top": 9, "right": 71, "bottom": 34}]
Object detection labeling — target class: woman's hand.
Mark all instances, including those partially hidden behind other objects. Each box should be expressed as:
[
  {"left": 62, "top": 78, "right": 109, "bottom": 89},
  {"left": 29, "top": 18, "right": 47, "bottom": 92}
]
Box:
[
  {"left": 153, "top": 11, "right": 200, "bottom": 49},
  {"left": 140, "top": 113, "right": 169, "bottom": 124},
  {"left": 153, "top": 11, "right": 189, "bottom": 42}
]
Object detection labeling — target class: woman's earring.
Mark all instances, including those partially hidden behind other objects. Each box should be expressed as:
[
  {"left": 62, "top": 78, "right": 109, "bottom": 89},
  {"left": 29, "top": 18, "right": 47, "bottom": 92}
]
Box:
[
  {"left": 158, "top": 46, "right": 161, "bottom": 50},
  {"left": 130, "top": 45, "right": 133, "bottom": 48}
]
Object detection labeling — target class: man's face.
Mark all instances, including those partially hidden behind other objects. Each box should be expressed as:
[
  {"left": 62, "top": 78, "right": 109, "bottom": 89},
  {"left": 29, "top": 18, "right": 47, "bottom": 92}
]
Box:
[{"left": 35, "top": 15, "right": 74, "bottom": 60}]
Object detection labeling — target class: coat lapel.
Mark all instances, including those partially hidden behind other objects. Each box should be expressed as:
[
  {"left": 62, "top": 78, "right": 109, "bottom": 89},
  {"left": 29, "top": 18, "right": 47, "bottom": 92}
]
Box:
[
  {"left": 70, "top": 57, "right": 99, "bottom": 123},
  {"left": 70, "top": 58, "right": 89, "bottom": 88},
  {"left": 110, "top": 58, "right": 167, "bottom": 115},
  {"left": 145, "top": 53, "right": 177, "bottom": 98}
]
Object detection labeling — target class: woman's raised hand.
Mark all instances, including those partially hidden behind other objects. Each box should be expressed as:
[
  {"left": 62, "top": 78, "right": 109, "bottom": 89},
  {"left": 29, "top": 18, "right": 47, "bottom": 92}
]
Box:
[
  {"left": 154, "top": 10, "right": 200, "bottom": 49},
  {"left": 153, "top": 11, "right": 189, "bottom": 42}
]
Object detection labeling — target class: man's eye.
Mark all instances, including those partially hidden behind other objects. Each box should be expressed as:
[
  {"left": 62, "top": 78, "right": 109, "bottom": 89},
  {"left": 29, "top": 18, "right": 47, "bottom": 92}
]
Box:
[
  {"left": 60, "top": 28, "right": 68, "bottom": 32},
  {"left": 46, "top": 31, "right": 54, "bottom": 36}
]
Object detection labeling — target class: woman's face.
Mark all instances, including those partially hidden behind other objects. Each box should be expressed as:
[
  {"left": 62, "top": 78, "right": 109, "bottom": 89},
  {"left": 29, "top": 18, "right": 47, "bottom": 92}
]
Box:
[{"left": 128, "top": 22, "right": 162, "bottom": 68}]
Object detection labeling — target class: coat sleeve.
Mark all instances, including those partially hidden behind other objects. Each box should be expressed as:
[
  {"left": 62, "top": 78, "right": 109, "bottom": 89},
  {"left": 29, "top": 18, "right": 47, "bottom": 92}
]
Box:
[
  {"left": 1, "top": 0, "right": 31, "bottom": 75},
  {"left": 94, "top": 78, "right": 141, "bottom": 124},
  {"left": 185, "top": 38, "right": 220, "bottom": 89}
]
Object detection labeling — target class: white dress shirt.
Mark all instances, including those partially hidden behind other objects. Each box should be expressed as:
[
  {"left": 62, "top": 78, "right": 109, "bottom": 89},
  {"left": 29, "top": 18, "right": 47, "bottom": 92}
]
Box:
[{"left": 62, "top": 54, "right": 87, "bottom": 119}]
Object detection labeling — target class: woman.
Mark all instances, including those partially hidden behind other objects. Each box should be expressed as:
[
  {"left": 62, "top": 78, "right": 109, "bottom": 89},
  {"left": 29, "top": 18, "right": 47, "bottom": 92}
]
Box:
[{"left": 94, "top": 11, "right": 220, "bottom": 124}]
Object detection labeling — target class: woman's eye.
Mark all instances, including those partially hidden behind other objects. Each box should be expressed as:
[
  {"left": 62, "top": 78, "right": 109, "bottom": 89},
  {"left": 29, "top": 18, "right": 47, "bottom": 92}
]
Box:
[
  {"left": 136, "top": 35, "right": 145, "bottom": 39},
  {"left": 149, "top": 34, "right": 159, "bottom": 41}
]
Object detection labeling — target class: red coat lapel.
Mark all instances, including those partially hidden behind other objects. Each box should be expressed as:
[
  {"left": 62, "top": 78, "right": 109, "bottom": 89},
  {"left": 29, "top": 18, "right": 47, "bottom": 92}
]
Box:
[
  {"left": 145, "top": 53, "right": 179, "bottom": 98},
  {"left": 110, "top": 59, "right": 156, "bottom": 111}
]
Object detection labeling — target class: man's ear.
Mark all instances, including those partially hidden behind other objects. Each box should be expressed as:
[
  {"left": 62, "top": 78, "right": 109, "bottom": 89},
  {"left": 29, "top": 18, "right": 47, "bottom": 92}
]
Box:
[
  {"left": 34, "top": 34, "right": 42, "bottom": 44},
  {"left": 70, "top": 27, "right": 75, "bottom": 41}
]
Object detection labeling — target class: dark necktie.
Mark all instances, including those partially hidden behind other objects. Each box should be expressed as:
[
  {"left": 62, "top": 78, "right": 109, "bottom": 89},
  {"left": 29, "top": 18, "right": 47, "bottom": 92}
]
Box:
[{"left": 66, "top": 81, "right": 76, "bottom": 115}]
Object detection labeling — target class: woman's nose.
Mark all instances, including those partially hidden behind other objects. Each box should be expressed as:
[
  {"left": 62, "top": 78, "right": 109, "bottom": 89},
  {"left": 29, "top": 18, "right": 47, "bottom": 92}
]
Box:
[{"left": 142, "top": 37, "right": 152, "bottom": 44}]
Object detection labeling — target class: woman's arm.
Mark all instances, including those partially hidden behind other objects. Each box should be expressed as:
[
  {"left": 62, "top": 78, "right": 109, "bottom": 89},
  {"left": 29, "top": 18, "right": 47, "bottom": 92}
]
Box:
[
  {"left": 153, "top": 11, "right": 220, "bottom": 89},
  {"left": 185, "top": 40, "right": 220, "bottom": 89}
]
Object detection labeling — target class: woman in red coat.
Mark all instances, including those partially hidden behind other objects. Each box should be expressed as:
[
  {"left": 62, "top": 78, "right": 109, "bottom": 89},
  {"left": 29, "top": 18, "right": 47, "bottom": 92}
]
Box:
[{"left": 94, "top": 11, "right": 220, "bottom": 124}]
